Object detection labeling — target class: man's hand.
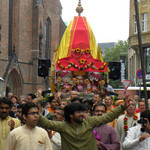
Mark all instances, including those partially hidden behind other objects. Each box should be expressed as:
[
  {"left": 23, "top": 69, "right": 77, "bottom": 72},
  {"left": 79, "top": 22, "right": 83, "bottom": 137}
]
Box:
[
  {"left": 96, "top": 140, "right": 107, "bottom": 150},
  {"left": 46, "top": 129, "right": 52, "bottom": 139},
  {"left": 8, "top": 119, "right": 15, "bottom": 131},
  {"left": 139, "top": 134, "right": 150, "bottom": 142},
  {"left": 122, "top": 95, "right": 132, "bottom": 109},
  {"left": 96, "top": 140, "right": 100, "bottom": 146},
  {"left": 37, "top": 87, "right": 43, "bottom": 96}
]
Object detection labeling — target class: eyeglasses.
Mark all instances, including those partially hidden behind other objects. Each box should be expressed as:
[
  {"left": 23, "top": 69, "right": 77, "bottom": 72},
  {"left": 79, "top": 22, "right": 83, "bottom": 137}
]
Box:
[
  {"left": 0, "top": 107, "right": 10, "bottom": 110},
  {"left": 28, "top": 112, "right": 39, "bottom": 116},
  {"left": 53, "top": 112, "right": 62, "bottom": 116},
  {"left": 17, "top": 111, "right": 22, "bottom": 113}
]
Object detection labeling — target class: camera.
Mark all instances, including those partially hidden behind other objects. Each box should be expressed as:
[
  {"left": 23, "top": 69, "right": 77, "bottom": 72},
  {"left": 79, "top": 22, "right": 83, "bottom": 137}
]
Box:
[
  {"left": 138, "top": 118, "right": 147, "bottom": 132},
  {"left": 138, "top": 118, "right": 147, "bottom": 125}
]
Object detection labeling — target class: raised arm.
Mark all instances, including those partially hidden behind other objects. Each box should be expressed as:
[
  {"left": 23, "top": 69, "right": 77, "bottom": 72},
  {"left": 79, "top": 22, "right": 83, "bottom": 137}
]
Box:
[
  {"left": 87, "top": 96, "right": 131, "bottom": 128},
  {"left": 87, "top": 105, "right": 124, "bottom": 127},
  {"left": 38, "top": 115, "right": 65, "bottom": 133}
]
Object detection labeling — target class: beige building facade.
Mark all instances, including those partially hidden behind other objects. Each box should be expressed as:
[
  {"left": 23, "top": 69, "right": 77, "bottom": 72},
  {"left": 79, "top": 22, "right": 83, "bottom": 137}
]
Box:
[{"left": 128, "top": 0, "right": 150, "bottom": 86}]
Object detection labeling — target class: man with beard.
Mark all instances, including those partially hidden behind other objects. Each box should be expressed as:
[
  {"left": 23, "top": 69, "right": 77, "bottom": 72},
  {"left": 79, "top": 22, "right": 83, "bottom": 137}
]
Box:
[
  {"left": 116, "top": 99, "right": 140, "bottom": 150},
  {"left": 6, "top": 102, "right": 52, "bottom": 150},
  {"left": 0, "top": 97, "right": 20, "bottom": 150},
  {"left": 38, "top": 97, "right": 131, "bottom": 150},
  {"left": 93, "top": 103, "right": 120, "bottom": 150}
]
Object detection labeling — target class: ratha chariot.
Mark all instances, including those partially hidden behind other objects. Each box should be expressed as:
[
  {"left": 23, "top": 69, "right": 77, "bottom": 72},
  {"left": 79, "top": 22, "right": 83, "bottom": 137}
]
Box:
[{"left": 51, "top": 0, "right": 108, "bottom": 94}]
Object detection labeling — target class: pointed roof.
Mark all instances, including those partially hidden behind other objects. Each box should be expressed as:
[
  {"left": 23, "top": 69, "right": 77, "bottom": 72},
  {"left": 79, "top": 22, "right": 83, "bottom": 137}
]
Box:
[{"left": 55, "top": 1, "right": 107, "bottom": 72}]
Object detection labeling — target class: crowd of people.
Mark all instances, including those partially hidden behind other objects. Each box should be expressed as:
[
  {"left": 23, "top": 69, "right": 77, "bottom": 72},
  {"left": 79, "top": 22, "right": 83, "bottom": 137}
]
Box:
[{"left": 0, "top": 90, "right": 150, "bottom": 150}]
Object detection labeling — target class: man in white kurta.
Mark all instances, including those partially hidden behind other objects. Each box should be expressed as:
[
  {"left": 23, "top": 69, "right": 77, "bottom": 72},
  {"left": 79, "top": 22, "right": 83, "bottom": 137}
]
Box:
[
  {"left": 123, "top": 110, "right": 150, "bottom": 150},
  {"left": 115, "top": 100, "right": 140, "bottom": 150},
  {"left": 123, "top": 124, "right": 150, "bottom": 150},
  {"left": 6, "top": 125, "right": 52, "bottom": 150},
  {"left": 6, "top": 102, "right": 52, "bottom": 150},
  {"left": 51, "top": 131, "right": 61, "bottom": 150}
]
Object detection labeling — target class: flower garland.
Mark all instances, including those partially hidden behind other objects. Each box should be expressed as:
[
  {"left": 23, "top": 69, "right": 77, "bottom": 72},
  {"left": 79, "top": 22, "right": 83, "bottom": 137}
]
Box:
[
  {"left": 71, "top": 48, "right": 93, "bottom": 59},
  {"left": 58, "top": 60, "right": 106, "bottom": 71},
  {"left": 85, "top": 48, "right": 91, "bottom": 54},
  {"left": 79, "top": 59, "right": 87, "bottom": 65},
  {"left": 124, "top": 113, "right": 138, "bottom": 136},
  {"left": 75, "top": 48, "right": 81, "bottom": 53}
]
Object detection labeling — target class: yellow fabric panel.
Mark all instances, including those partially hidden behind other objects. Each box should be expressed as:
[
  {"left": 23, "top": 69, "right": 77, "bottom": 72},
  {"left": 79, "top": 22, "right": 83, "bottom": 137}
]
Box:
[
  {"left": 57, "top": 20, "right": 74, "bottom": 60},
  {"left": 57, "top": 16, "right": 98, "bottom": 61},
  {"left": 87, "top": 22, "right": 97, "bottom": 59}
]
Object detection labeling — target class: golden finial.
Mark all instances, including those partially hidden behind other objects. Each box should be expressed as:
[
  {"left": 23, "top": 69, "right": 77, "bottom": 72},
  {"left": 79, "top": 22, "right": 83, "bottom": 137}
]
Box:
[{"left": 76, "top": 0, "right": 83, "bottom": 16}]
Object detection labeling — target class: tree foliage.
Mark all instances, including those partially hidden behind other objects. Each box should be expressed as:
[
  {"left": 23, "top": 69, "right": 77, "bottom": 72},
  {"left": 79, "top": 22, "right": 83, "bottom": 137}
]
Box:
[
  {"left": 103, "top": 40, "right": 128, "bottom": 62},
  {"left": 103, "top": 40, "right": 129, "bottom": 88}
]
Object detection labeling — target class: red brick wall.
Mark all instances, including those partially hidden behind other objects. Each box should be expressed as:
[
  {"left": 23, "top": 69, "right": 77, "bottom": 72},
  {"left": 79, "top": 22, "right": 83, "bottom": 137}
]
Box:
[
  {"left": 114, "top": 89, "right": 138, "bottom": 99},
  {"left": 0, "top": 0, "right": 66, "bottom": 96}
]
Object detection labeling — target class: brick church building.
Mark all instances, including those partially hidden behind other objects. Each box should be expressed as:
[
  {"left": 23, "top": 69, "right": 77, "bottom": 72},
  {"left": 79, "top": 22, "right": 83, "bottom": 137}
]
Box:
[{"left": 0, "top": 0, "right": 66, "bottom": 97}]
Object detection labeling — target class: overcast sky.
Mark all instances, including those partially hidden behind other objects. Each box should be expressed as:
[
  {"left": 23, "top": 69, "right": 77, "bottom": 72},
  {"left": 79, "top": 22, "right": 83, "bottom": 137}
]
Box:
[{"left": 60, "top": 0, "right": 130, "bottom": 43}]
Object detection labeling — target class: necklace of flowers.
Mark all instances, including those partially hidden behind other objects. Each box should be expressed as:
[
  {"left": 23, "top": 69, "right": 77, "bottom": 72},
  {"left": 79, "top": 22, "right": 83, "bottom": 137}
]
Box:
[{"left": 124, "top": 113, "right": 138, "bottom": 136}]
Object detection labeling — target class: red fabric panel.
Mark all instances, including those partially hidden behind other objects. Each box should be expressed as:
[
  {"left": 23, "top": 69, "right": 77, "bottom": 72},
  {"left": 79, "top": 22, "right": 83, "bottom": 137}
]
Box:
[{"left": 56, "top": 54, "right": 107, "bottom": 72}]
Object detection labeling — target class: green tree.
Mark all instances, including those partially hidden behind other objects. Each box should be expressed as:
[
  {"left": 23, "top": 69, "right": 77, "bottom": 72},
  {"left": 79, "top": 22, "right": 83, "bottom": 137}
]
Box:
[{"left": 103, "top": 40, "right": 129, "bottom": 88}]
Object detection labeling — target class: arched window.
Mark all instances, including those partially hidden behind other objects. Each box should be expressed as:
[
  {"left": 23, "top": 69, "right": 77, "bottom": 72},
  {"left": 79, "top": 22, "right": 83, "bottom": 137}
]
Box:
[
  {"left": 45, "top": 17, "right": 51, "bottom": 59},
  {"left": 8, "top": 0, "right": 14, "bottom": 57},
  {"left": 8, "top": 0, "right": 19, "bottom": 58}
]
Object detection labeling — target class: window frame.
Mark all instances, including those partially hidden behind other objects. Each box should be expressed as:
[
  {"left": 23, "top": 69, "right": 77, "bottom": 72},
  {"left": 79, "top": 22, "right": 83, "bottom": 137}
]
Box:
[
  {"left": 142, "top": 13, "right": 147, "bottom": 32},
  {"left": 134, "top": 15, "right": 137, "bottom": 34},
  {"left": 144, "top": 47, "right": 150, "bottom": 73}
]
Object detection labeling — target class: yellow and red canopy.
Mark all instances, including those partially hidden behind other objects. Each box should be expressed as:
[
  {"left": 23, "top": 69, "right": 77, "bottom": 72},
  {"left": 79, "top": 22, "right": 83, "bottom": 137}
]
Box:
[{"left": 55, "top": 16, "right": 107, "bottom": 72}]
